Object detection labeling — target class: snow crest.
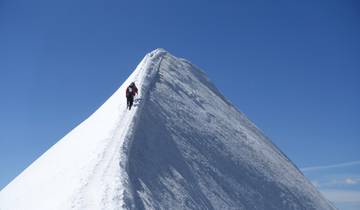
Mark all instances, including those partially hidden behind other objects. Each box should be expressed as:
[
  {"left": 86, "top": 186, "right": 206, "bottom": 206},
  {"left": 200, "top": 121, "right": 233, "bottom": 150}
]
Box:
[{"left": 0, "top": 48, "right": 336, "bottom": 210}]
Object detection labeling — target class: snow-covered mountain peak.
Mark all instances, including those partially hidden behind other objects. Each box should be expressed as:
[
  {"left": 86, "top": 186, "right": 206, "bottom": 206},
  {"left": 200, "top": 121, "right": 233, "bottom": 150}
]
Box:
[
  {"left": 149, "top": 48, "right": 168, "bottom": 55},
  {"left": 0, "top": 50, "right": 336, "bottom": 210}
]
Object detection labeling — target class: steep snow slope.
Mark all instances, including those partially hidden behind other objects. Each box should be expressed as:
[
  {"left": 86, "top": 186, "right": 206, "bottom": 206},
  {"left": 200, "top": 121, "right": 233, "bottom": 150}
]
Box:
[
  {"left": 0, "top": 49, "right": 165, "bottom": 210},
  {"left": 125, "top": 50, "right": 336, "bottom": 210},
  {"left": 0, "top": 49, "right": 335, "bottom": 210}
]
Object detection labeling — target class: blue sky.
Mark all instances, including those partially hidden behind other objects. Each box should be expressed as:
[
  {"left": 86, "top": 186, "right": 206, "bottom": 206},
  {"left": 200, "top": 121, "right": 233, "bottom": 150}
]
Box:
[{"left": 0, "top": 0, "right": 359, "bottom": 208}]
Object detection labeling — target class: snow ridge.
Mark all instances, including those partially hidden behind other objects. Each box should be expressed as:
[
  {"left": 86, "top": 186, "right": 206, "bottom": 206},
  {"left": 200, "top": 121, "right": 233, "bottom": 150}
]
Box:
[
  {"left": 0, "top": 48, "right": 336, "bottom": 210},
  {"left": 68, "top": 49, "right": 168, "bottom": 210}
]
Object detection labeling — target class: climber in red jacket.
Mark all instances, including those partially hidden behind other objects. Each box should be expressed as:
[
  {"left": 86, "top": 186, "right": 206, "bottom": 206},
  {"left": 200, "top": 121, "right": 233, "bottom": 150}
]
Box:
[{"left": 126, "top": 82, "right": 138, "bottom": 110}]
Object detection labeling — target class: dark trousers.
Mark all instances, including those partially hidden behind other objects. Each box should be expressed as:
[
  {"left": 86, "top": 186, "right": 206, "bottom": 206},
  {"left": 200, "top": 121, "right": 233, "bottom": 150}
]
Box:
[{"left": 127, "top": 96, "right": 134, "bottom": 110}]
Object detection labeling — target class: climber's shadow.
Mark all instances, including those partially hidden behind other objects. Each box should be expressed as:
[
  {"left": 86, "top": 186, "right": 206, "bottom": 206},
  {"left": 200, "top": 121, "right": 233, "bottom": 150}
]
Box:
[{"left": 133, "top": 98, "right": 143, "bottom": 107}]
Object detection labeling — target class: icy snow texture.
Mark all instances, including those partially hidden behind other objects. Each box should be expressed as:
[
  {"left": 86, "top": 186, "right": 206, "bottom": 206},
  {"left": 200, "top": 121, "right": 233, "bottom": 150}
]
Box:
[{"left": 0, "top": 49, "right": 336, "bottom": 210}]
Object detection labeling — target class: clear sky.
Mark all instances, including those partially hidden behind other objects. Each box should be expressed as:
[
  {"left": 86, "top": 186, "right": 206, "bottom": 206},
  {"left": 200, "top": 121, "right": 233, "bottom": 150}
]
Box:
[{"left": 1, "top": 0, "right": 359, "bottom": 208}]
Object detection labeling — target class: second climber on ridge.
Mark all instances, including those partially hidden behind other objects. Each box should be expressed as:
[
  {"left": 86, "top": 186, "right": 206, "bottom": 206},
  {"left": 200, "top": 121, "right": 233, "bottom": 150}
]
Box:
[{"left": 126, "top": 82, "right": 138, "bottom": 110}]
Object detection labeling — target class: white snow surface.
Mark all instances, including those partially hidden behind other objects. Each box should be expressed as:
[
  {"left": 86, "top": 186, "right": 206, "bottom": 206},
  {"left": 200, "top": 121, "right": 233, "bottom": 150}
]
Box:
[{"left": 0, "top": 49, "right": 336, "bottom": 210}]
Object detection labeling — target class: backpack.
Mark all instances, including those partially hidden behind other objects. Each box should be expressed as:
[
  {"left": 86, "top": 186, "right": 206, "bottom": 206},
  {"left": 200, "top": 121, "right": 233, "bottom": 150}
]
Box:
[{"left": 127, "top": 87, "right": 133, "bottom": 97}]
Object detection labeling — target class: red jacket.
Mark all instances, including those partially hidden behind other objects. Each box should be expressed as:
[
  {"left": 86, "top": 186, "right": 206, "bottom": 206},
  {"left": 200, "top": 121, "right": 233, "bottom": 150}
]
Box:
[{"left": 126, "top": 85, "right": 138, "bottom": 97}]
